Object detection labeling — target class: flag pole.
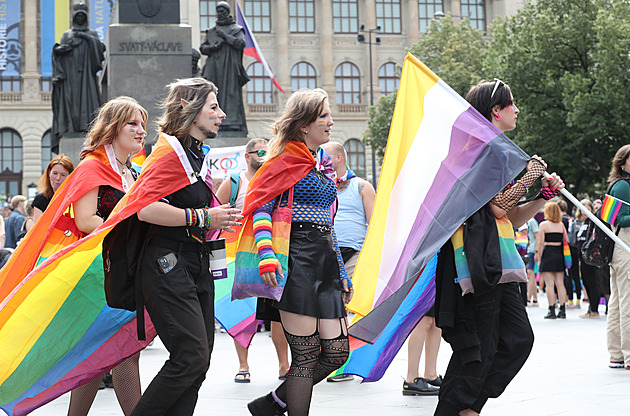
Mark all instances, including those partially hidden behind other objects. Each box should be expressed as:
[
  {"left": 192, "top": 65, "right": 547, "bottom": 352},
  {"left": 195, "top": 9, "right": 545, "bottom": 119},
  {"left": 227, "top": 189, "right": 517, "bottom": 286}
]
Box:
[{"left": 544, "top": 172, "right": 630, "bottom": 256}]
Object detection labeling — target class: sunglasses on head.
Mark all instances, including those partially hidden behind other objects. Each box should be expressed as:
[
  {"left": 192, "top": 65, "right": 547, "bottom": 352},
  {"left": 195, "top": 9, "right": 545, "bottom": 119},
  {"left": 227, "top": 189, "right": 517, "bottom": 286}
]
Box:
[
  {"left": 490, "top": 78, "right": 505, "bottom": 99},
  {"left": 247, "top": 150, "right": 267, "bottom": 157}
]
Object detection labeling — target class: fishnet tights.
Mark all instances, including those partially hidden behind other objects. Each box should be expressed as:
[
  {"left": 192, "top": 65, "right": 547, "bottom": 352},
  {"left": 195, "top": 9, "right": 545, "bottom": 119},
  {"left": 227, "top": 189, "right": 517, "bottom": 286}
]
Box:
[
  {"left": 490, "top": 159, "right": 545, "bottom": 211},
  {"left": 67, "top": 352, "right": 141, "bottom": 416},
  {"left": 275, "top": 329, "right": 349, "bottom": 415}
]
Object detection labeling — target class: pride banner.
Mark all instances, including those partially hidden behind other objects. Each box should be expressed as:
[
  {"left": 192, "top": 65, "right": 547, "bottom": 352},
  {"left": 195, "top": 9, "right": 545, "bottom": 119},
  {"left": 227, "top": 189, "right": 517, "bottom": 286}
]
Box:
[{"left": 0, "top": 0, "right": 21, "bottom": 77}]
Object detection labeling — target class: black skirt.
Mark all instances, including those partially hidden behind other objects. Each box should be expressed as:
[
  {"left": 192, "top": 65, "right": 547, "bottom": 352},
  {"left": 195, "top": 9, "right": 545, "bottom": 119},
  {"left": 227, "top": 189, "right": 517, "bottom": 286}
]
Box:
[
  {"left": 540, "top": 244, "right": 565, "bottom": 272},
  {"left": 272, "top": 223, "right": 346, "bottom": 319}
]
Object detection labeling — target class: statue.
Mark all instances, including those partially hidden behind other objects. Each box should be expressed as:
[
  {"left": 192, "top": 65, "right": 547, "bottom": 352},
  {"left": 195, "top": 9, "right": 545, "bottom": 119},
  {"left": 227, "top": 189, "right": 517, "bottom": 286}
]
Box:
[
  {"left": 51, "top": 3, "right": 106, "bottom": 152},
  {"left": 192, "top": 49, "right": 202, "bottom": 77},
  {"left": 200, "top": 1, "right": 249, "bottom": 135}
]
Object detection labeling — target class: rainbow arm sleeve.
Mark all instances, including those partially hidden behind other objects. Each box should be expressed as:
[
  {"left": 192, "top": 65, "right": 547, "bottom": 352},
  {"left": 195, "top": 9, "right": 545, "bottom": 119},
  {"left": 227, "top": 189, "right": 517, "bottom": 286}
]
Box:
[{"left": 253, "top": 203, "right": 280, "bottom": 275}]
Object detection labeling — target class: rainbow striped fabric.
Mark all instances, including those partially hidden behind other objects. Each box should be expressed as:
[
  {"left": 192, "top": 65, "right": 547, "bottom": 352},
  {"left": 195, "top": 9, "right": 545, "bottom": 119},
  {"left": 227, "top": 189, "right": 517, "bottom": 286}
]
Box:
[
  {"left": 601, "top": 194, "right": 624, "bottom": 225},
  {"left": 338, "top": 54, "right": 530, "bottom": 380},
  {"left": 0, "top": 133, "right": 204, "bottom": 415},
  {"left": 496, "top": 216, "right": 528, "bottom": 283},
  {"left": 232, "top": 141, "right": 315, "bottom": 301}
]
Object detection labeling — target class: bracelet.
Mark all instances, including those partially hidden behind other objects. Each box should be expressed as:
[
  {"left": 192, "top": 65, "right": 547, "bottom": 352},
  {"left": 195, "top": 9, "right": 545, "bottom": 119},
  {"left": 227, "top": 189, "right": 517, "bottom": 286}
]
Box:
[
  {"left": 516, "top": 179, "right": 529, "bottom": 192},
  {"left": 204, "top": 208, "right": 212, "bottom": 230},
  {"left": 196, "top": 208, "right": 205, "bottom": 228}
]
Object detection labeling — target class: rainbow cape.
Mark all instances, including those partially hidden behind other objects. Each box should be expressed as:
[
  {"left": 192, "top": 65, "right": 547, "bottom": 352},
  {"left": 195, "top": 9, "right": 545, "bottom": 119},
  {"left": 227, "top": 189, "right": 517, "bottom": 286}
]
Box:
[
  {"left": 601, "top": 194, "right": 625, "bottom": 225},
  {"left": 231, "top": 141, "right": 315, "bottom": 301},
  {"left": 0, "top": 133, "right": 208, "bottom": 415},
  {"left": 336, "top": 54, "right": 530, "bottom": 381}
]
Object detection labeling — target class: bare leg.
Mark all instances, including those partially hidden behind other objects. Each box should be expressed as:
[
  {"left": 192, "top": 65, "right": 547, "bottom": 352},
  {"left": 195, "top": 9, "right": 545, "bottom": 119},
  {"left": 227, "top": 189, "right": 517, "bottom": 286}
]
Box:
[
  {"left": 459, "top": 409, "right": 480, "bottom": 416},
  {"left": 526, "top": 268, "right": 538, "bottom": 302},
  {"left": 406, "top": 318, "right": 429, "bottom": 382},
  {"left": 67, "top": 377, "right": 100, "bottom": 416},
  {"left": 544, "top": 272, "right": 557, "bottom": 305},
  {"left": 554, "top": 271, "right": 568, "bottom": 304},
  {"left": 271, "top": 320, "right": 290, "bottom": 377},
  {"left": 234, "top": 339, "right": 250, "bottom": 373},
  {"left": 423, "top": 317, "right": 441, "bottom": 381},
  {"left": 112, "top": 353, "right": 142, "bottom": 416}
]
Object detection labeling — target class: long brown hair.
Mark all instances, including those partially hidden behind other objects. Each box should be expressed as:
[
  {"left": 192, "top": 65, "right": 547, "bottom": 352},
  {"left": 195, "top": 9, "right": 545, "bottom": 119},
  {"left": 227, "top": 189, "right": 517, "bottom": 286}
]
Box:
[
  {"left": 544, "top": 201, "right": 562, "bottom": 223},
  {"left": 157, "top": 78, "right": 218, "bottom": 148},
  {"left": 608, "top": 144, "right": 630, "bottom": 185},
  {"left": 267, "top": 88, "right": 328, "bottom": 159},
  {"left": 38, "top": 154, "right": 75, "bottom": 198},
  {"left": 80, "top": 97, "right": 148, "bottom": 159}
]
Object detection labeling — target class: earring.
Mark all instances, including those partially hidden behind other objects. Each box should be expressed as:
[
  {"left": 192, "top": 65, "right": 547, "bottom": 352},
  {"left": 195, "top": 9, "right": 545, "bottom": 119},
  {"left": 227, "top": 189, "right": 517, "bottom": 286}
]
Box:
[{"left": 494, "top": 113, "right": 502, "bottom": 121}]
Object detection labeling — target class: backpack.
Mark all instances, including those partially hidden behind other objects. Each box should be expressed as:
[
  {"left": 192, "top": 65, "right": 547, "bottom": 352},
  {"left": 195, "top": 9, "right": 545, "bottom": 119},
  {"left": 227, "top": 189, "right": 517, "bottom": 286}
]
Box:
[
  {"left": 567, "top": 218, "right": 579, "bottom": 247},
  {"left": 580, "top": 179, "right": 626, "bottom": 267},
  {"left": 103, "top": 214, "right": 150, "bottom": 339},
  {"left": 229, "top": 172, "right": 240, "bottom": 207}
]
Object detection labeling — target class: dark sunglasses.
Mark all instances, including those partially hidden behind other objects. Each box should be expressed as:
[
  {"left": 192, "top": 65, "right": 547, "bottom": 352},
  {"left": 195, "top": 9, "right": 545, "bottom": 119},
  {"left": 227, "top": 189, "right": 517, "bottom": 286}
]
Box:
[
  {"left": 247, "top": 150, "right": 267, "bottom": 157},
  {"left": 490, "top": 78, "right": 504, "bottom": 99}
]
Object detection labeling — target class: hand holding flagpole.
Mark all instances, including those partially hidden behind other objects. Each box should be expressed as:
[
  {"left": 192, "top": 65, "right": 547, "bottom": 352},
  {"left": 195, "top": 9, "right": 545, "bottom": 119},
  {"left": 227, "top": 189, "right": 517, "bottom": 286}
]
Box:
[{"left": 544, "top": 172, "right": 630, "bottom": 256}]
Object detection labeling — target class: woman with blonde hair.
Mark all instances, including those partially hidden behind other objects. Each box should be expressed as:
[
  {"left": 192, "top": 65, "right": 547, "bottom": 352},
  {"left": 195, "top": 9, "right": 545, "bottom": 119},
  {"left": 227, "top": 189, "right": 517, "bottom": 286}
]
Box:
[
  {"left": 244, "top": 88, "right": 352, "bottom": 416},
  {"left": 32, "top": 154, "right": 75, "bottom": 223},
  {"left": 605, "top": 144, "right": 630, "bottom": 368},
  {"left": 536, "top": 201, "right": 569, "bottom": 319}
]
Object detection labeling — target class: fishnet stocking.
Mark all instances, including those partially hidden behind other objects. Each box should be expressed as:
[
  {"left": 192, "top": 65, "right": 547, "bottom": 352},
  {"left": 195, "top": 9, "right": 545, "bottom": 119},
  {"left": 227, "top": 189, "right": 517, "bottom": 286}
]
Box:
[
  {"left": 490, "top": 159, "right": 545, "bottom": 211},
  {"left": 312, "top": 335, "right": 350, "bottom": 384},
  {"left": 67, "top": 353, "right": 141, "bottom": 416}
]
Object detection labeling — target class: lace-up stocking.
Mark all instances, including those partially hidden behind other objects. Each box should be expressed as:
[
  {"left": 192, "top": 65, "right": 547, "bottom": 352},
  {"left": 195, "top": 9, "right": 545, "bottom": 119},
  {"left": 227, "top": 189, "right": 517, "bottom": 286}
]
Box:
[{"left": 312, "top": 334, "right": 350, "bottom": 384}]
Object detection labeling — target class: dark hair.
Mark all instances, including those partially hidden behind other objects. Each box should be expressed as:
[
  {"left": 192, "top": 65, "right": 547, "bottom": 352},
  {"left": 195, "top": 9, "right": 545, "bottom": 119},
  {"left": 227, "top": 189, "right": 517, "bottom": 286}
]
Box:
[
  {"left": 465, "top": 79, "right": 513, "bottom": 121},
  {"left": 608, "top": 144, "right": 630, "bottom": 185}
]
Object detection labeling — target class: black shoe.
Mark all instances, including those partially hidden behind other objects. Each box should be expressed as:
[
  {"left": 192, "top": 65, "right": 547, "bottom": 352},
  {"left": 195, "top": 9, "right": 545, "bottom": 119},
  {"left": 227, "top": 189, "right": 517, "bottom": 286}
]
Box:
[
  {"left": 425, "top": 375, "right": 443, "bottom": 387},
  {"left": 402, "top": 377, "right": 440, "bottom": 396},
  {"left": 544, "top": 306, "right": 556, "bottom": 319},
  {"left": 327, "top": 374, "right": 354, "bottom": 382},
  {"left": 102, "top": 372, "right": 114, "bottom": 389},
  {"left": 247, "top": 393, "right": 286, "bottom": 415},
  {"left": 557, "top": 305, "right": 566, "bottom": 319}
]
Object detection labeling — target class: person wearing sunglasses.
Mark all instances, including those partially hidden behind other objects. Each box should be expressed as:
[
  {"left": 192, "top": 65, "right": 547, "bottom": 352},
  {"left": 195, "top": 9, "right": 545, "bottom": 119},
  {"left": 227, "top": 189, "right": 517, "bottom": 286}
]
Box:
[
  {"left": 434, "top": 79, "right": 565, "bottom": 416},
  {"left": 215, "top": 138, "right": 291, "bottom": 384}
]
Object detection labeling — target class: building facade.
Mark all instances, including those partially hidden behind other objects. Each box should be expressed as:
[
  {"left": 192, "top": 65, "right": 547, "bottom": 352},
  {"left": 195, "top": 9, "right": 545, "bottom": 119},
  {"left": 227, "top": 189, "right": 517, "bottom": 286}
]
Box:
[{"left": 1, "top": 0, "right": 525, "bottom": 196}]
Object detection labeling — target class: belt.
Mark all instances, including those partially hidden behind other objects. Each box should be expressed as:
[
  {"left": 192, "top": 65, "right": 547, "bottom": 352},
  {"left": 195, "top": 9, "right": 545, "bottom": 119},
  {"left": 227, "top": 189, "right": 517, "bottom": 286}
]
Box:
[{"left": 293, "top": 221, "right": 332, "bottom": 234}]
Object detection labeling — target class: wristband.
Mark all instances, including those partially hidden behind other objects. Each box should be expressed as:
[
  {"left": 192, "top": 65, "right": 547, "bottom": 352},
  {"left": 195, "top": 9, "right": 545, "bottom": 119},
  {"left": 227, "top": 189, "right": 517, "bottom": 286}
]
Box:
[{"left": 539, "top": 186, "right": 559, "bottom": 200}]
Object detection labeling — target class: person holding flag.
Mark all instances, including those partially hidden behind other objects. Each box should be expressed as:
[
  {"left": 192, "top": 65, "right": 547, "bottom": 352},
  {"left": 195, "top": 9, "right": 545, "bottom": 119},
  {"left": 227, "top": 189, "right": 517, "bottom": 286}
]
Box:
[{"left": 434, "top": 79, "right": 564, "bottom": 416}]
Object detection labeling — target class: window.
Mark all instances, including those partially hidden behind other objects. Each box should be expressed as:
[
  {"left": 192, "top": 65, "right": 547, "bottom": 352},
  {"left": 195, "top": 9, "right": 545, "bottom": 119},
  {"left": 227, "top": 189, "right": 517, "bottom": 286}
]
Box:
[
  {"left": 40, "top": 77, "right": 52, "bottom": 93},
  {"left": 247, "top": 62, "right": 273, "bottom": 104},
  {"left": 41, "top": 130, "right": 57, "bottom": 172},
  {"left": 289, "top": 0, "right": 315, "bottom": 33},
  {"left": 0, "top": 129, "right": 23, "bottom": 195},
  {"left": 291, "top": 62, "right": 317, "bottom": 91},
  {"left": 335, "top": 62, "right": 361, "bottom": 104},
  {"left": 244, "top": 0, "right": 271, "bottom": 32},
  {"left": 418, "top": 1, "right": 443, "bottom": 33},
  {"left": 0, "top": 77, "right": 21, "bottom": 92},
  {"left": 200, "top": 0, "right": 217, "bottom": 31},
  {"left": 375, "top": 0, "right": 401, "bottom": 34},
  {"left": 333, "top": 0, "right": 358, "bottom": 33},
  {"left": 378, "top": 62, "right": 399, "bottom": 95},
  {"left": 344, "top": 139, "right": 366, "bottom": 178},
  {"left": 461, "top": 0, "right": 485, "bottom": 31}
]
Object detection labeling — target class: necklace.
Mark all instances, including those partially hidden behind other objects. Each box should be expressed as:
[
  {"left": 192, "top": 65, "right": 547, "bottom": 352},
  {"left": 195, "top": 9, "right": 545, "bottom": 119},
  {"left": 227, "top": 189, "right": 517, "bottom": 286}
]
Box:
[{"left": 115, "top": 157, "right": 127, "bottom": 175}]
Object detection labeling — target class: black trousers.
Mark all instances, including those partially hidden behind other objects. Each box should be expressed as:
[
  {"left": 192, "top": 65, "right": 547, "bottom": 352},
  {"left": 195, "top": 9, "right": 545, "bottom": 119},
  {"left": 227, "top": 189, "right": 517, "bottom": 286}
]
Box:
[
  {"left": 581, "top": 262, "right": 601, "bottom": 313},
  {"left": 435, "top": 283, "right": 534, "bottom": 415},
  {"left": 131, "top": 238, "right": 215, "bottom": 416},
  {"left": 564, "top": 246, "right": 582, "bottom": 300}
]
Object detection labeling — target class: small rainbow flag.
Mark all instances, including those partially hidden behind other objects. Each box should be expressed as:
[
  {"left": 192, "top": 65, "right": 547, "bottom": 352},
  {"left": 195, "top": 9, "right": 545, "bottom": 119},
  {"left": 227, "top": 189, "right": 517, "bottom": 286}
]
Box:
[{"left": 600, "top": 194, "right": 625, "bottom": 225}]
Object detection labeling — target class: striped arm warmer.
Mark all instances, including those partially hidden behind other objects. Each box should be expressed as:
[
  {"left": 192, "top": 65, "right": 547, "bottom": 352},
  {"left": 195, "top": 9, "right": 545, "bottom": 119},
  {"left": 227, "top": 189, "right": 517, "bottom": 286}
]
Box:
[{"left": 253, "top": 208, "right": 280, "bottom": 275}]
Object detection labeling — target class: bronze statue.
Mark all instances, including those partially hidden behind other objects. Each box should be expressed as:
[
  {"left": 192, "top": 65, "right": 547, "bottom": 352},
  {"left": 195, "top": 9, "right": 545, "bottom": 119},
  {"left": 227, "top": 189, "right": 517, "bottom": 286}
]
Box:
[
  {"left": 200, "top": 1, "right": 249, "bottom": 135},
  {"left": 192, "top": 49, "right": 202, "bottom": 77},
  {"left": 51, "top": 3, "right": 106, "bottom": 151}
]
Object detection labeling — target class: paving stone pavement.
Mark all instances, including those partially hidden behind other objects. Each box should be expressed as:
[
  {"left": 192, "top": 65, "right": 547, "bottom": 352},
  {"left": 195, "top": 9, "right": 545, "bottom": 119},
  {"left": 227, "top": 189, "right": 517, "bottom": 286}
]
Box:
[{"left": 26, "top": 296, "right": 630, "bottom": 416}]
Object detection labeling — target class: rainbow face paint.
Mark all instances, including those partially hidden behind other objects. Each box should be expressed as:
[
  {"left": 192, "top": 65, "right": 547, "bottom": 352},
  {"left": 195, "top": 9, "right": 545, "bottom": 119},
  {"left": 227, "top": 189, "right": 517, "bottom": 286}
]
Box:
[
  {"left": 208, "top": 112, "right": 218, "bottom": 120},
  {"left": 318, "top": 120, "right": 327, "bottom": 128}
]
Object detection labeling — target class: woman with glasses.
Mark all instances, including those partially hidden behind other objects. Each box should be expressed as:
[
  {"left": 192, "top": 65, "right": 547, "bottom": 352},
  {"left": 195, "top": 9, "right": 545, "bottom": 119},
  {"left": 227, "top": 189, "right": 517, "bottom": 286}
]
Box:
[{"left": 434, "top": 79, "right": 565, "bottom": 416}]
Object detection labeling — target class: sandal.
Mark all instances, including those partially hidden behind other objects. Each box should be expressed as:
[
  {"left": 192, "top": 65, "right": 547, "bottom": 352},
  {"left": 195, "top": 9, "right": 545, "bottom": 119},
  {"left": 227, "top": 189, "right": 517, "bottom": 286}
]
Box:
[{"left": 234, "top": 370, "right": 251, "bottom": 383}]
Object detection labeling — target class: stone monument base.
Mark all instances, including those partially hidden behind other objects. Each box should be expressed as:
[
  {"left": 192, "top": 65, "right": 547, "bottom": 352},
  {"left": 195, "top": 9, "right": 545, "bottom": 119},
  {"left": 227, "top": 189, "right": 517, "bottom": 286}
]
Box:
[
  {"left": 212, "top": 135, "right": 250, "bottom": 147},
  {"left": 58, "top": 133, "right": 86, "bottom": 166}
]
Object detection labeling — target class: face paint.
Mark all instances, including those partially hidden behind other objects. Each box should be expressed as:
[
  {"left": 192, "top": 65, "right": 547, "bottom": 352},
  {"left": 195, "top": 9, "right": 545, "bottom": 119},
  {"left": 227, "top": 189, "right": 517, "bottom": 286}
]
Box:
[
  {"left": 208, "top": 111, "right": 218, "bottom": 120},
  {"left": 318, "top": 120, "right": 327, "bottom": 128}
]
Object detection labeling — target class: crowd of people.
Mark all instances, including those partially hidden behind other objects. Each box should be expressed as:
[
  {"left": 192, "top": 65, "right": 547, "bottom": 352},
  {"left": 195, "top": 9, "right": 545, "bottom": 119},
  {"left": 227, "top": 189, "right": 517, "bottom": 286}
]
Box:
[{"left": 2, "top": 74, "right": 628, "bottom": 416}]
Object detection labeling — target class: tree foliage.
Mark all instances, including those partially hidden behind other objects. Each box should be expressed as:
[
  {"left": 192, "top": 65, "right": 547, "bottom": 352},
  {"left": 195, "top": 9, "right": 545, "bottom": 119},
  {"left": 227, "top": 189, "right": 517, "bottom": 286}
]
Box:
[
  {"left": 363, "top": 91, "right": 396, "bottom": 163},
  {"left": 485, "top": 0, "right": 630, "bottom": 196}
]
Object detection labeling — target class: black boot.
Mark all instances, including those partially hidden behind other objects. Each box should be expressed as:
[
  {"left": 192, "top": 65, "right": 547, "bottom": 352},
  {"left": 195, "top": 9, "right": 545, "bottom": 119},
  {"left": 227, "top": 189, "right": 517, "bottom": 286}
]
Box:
[
  {"left": 544, "top": 305, "right": 556, "bottom": 319},
  {"left": 557, "top": 304, "right": 566, "bottom": 319},
  {"left": 247, "top": 392, "right": 286, "bottom": 416}
]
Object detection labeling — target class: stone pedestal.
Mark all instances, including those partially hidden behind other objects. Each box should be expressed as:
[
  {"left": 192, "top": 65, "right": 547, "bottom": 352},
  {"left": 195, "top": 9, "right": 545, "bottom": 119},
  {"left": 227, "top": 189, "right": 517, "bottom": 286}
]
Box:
[
  {"left": 211, "top": 136, "right": 250, "bottom": 148},
  {"left": 106, "top": 24, "right": 192, "bottom": 144},
  {"left": 59, "top": 133, "right": 86, "bottom": 167}
]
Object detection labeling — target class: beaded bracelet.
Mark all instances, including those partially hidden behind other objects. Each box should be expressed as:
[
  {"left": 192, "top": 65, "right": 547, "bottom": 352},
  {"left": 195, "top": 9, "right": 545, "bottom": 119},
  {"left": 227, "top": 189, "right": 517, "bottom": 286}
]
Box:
[
  {"left": 204, "top": 208, "right": 212, "bottom": 230},
  {"left": 516, "top": 179, "right": 529, "bottom": 192}
]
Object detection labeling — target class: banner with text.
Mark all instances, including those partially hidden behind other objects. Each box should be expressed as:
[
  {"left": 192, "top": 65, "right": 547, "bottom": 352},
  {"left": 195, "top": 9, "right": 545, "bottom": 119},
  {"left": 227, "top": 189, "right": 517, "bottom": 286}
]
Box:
[
  {"left": 0, "top": 0, "right": 21, "bottom": 78},
  {"left": 90, "top": 0, "right": 113, "bottom": 43},
  {"left": 206, "top": 145, "right": 247, "bottom": 180}
]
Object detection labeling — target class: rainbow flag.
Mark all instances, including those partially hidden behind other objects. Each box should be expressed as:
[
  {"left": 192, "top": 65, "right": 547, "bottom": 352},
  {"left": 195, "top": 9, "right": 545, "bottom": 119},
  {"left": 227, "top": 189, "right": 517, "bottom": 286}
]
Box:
[
  {"left": 563, "top": 239, "right": 572, "bottom": 269},
  {"left": 340, "top": 54, "right": 530, "bottom": 379},
  {"left": 132, "top": 146, "right": 146, "bottom": 166},
  {"left": 236, "top": 1, "right": 284, "bottom": 93},
  {"left": 0, "top": 134, "right": 206, "bottom": 416},
  {"left": 601, "top": 194, "right": 625, "bottom": 225}
]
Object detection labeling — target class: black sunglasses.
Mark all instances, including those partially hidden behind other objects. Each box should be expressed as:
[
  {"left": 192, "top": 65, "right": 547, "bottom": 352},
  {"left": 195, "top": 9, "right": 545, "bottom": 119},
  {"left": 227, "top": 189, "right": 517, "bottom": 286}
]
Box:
[{"left": 247, "top": 150, "right": 267, "bottom": 157}]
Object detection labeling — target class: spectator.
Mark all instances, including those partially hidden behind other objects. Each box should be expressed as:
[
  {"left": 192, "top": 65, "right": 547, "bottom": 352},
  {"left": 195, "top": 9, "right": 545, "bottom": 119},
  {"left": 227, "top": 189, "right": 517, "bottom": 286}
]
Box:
[
  {"left": 558, "top": 200, "right": 581, "bottom": 308},
  {"left": 5, "top": 195, "right": 27, "bottom": 249},
  {"left": 33, "top": 155, "right": 75, "bottom": 223},
  {"left": 526, "top": 216, "right": 539, "bottom": 306},
  {"left": 576, "top": 199, "right": 601, "bottom": 318}
]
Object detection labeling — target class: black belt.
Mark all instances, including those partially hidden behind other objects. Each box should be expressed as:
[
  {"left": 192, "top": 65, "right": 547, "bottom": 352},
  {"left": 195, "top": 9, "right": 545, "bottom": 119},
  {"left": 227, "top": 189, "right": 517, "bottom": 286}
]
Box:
[{"left": 292, "top": 221, "right": 332, "bottom": 234}]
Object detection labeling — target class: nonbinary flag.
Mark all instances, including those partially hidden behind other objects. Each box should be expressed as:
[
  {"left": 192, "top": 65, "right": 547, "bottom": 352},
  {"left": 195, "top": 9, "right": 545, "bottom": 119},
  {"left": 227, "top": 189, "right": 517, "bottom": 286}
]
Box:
[
  {"left": 345, "top": 53, "right": 530, "bottom": 363},
  {"left": 601, "top": 194, "right": 626, "bottom": 225},
  {"left": 236, "top": 1, "right": 285, "bottom": 93}
]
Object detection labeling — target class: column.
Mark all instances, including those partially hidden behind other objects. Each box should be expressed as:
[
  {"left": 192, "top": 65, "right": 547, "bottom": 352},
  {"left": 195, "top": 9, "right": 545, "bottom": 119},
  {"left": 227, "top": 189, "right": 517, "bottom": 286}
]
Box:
[
  {"left": 275, "top": 0, "right": 290, "bottom": 106},
  {"left": 23, "top": 0, "right": 39, "bottom": 103},
  {"left": 407, "top": 0, "right": 419, "bottom": 45},
  {"left": 319, "top": 0, "right": 335, "bottom": 105}
]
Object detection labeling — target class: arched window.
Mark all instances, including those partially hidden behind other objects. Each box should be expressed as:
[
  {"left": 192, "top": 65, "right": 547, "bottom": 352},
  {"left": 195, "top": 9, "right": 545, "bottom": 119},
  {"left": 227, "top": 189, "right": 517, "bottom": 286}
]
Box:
[
  {"left": 335, "top": 62, "right": 360, "bottom": 104},
  {"left": 42, "top": 130, "right": 57, "bottom": 172},
  {"left": 344, "top": 139, "right": 365, "bottom": 178},
  {"left": 0, "top": 128, "right": 23, "bottom": 195},
  {"left": 291, "top": 62, "right": 317, "bottom": 91},
  {"left": 378, "top": 62, "right": 399, "bottom": 95},
  {"left": 246, "top": 62, "right": 273, "bottom": 104}
]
